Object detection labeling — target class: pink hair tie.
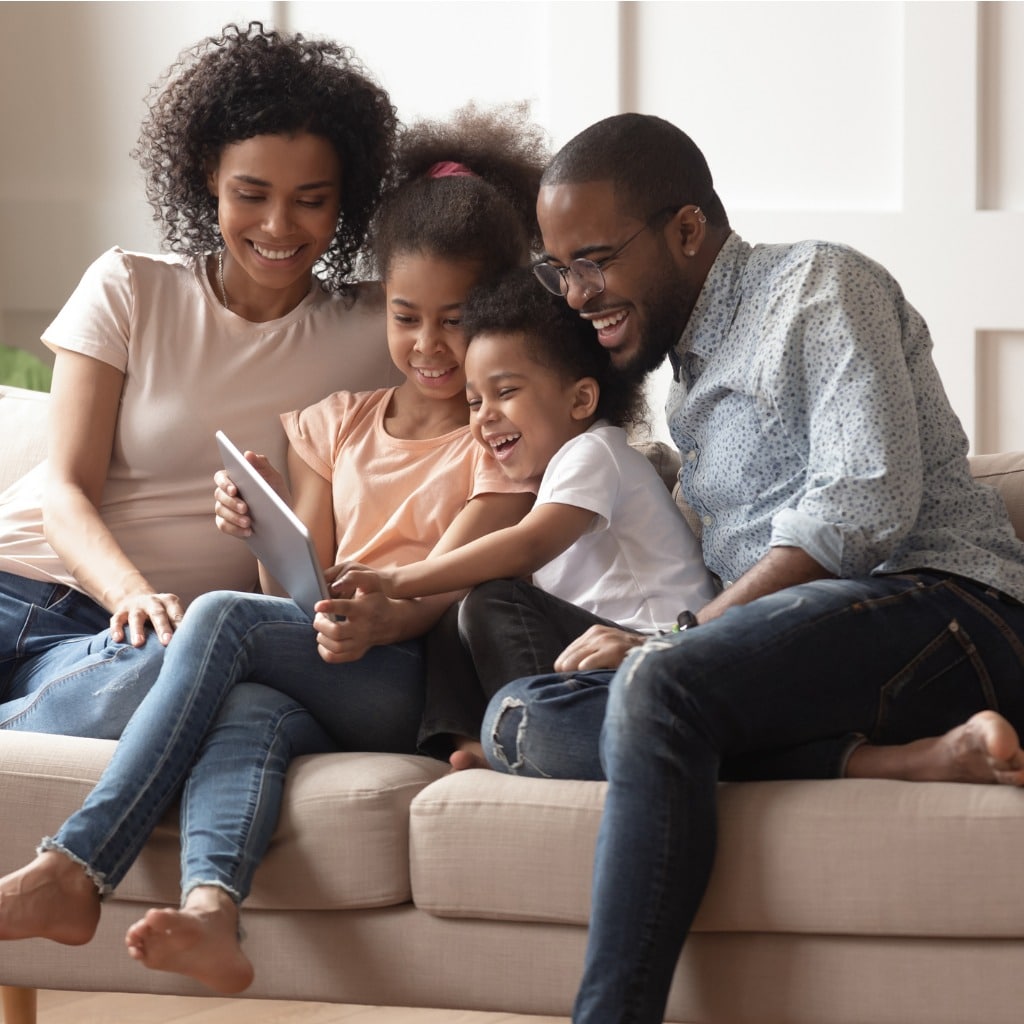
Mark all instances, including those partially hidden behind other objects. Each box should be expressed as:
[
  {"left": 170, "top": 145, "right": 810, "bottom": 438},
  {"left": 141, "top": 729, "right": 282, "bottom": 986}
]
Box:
[{"left": 425, "top": 160, "right": 477, "bottom": 179}]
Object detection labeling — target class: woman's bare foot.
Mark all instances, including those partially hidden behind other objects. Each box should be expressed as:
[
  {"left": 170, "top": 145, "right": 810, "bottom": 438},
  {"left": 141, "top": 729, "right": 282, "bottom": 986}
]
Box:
[
  {"left": 449, "top": 738, "right": 489, "bottom": 773},
  {"left": 0, "top": 851, "right": 100, "bottom": 944},
  {"left": 846, "top": 711, "right": 1024, "bottom": 785},
  {"left": 124, "top": 885, "right": 254, "bottom": 994}
]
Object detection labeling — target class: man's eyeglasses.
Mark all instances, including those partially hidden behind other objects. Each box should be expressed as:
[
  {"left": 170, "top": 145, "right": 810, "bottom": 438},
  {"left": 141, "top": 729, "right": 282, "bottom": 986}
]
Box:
[{"left": 533, "top": 206, "right": 681, "bottom": 299}]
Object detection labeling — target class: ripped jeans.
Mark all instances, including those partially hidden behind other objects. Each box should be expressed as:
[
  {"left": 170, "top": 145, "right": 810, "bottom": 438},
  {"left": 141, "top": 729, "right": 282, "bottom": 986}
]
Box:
[
  {"left": 45, "top": 590, "right": 425, "bottom": 903},
  {"left": 481, "top": 571, "right": 1024, "bottom": 1024},
  {"left": 0, "top": 571, "right": 165, "bottom": 737},
  {"left": 419, "top": 578, "right": 620, "bottom": 759}
]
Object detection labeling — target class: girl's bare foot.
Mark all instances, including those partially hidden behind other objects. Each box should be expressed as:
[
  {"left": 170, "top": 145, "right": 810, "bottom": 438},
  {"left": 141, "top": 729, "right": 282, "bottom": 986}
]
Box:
[
  {"left": 124, "top": 885, "right": 254, "bottom": 994},
  {"left": 449, "top": 738, "right": 489, "bottom": 773},
  {"left": 0, "top": 851, "right": 100, "bottom": 944},
  {"left": 846, "top": 711, "right": 1024, "bottom": 785}
]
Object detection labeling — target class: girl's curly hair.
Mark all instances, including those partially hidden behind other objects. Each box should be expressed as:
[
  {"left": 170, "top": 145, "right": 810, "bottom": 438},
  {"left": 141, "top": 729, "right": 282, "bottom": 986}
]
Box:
[
  {"left": 133, "top": 22, "right": 397, "bottom": 293},
  {"left": 370, "top": 103, "right": 549, "bottom": 283}
]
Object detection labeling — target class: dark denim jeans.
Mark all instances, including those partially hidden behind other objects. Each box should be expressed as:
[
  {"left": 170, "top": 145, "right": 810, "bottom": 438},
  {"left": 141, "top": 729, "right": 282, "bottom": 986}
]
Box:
[
  {"left": 483, "top": 571, "right": 1024, "bottom": 1024},
  {"left": 419, "top": 578, "right": 617, "bottom": 759}
]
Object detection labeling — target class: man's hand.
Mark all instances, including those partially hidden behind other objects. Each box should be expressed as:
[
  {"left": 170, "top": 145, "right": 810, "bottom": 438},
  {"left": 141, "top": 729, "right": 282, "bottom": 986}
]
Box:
[{"left": 554, "top": 624, "right": 646, "bottom": 673}]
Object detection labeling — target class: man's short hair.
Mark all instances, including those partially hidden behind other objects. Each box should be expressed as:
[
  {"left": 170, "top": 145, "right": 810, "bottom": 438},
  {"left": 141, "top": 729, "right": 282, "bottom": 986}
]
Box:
[{"left": 542, "top": 113, "right": 728, "bottom": 228}]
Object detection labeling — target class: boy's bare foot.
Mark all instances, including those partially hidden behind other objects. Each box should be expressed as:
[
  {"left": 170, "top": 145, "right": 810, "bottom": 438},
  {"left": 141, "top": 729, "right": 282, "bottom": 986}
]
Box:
[
  {"left": 846, "top": 711, "right": 1024, "bottom": 785},
  {"left": 449, "top": 738, "right": 489, "bottom": 773},
  {"left": 124, "top": 886, "right": 254, "bottom": 994},
  {"left": 0, "top": 851, "right": 100, "bottom": 944}
]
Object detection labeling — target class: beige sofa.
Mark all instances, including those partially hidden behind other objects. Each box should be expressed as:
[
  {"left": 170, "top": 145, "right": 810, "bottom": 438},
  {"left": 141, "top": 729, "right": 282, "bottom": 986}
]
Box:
[{"left": 2, "top": 381, "right": 1024, "bottom": 1024}]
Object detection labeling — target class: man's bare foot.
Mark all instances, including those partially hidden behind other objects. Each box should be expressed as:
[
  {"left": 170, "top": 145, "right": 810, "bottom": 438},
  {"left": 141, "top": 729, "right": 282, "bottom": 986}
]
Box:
[
  {"left": 0, "top": 851, "right": 100, "bottom": 944},
  {"left": 449, "top": 738, "right": 489, "bottom": 773},
  {"left": 124, "top": 886, "right": 253, "bottom": 994},
  {"left": 846, "top": 711, "right": 1024, "bottom": 785}
]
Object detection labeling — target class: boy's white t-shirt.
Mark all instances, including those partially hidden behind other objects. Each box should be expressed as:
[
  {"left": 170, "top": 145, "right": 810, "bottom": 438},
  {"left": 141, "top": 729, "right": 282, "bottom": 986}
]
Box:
[
  {"left": 0, "top": 248, "right": 397, "bottom": 606},
  {"left": 533, "top": 422, "right": 717, "bottom": 632}
]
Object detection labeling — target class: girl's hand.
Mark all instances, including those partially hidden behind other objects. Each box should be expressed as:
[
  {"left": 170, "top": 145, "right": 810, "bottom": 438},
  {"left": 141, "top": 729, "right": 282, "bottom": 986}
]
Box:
[
  {"left": 214, "top": 454, "right": 288, "bottom": 538},
  {"left": 214, "top": 469, "right": 252, "bottom": 537},
  {"left": 109, "top": 589, "right": 185, "bottom": 647},
  {"left": 553, "top": 624, "right": 646, "bottom": 673},
  {"left": 313, "top": 590, "right": 396, "bottom": 663}
]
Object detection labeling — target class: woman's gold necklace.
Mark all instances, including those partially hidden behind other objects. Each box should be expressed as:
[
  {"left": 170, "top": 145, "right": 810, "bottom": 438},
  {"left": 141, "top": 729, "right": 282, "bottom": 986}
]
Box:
[{"left": 217, "top": 250, "right": 230, "bottom": 309}]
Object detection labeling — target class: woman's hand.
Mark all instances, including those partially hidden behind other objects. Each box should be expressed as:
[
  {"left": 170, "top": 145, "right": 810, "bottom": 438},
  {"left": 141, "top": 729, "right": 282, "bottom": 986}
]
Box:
[
  {"left": 554, "top": 624, "right": 646, "bottom": 673},
  {"left": 109, "top": 589, "right": 185, "bottom": 647}
]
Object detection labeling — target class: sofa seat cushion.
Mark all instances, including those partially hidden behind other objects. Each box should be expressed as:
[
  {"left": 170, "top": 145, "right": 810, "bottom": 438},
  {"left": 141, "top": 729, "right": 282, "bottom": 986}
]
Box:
[
  {"left": 410, "top": 771, "right": 1024, "bottom": 938},
  {"left": 0, "top": 731, "right": 446, "bottom": 910}
]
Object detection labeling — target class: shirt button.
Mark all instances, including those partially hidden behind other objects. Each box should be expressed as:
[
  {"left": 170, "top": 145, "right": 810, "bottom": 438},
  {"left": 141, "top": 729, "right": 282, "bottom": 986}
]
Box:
[
  {"left": 723, "top": 580, "right": 734, "bottom": 588},
  {"left": 702, "top": 514, "right": 713, "bottom": 526},
  {"left": 685, "top": 450, "right": 697, "bottom": 462}
]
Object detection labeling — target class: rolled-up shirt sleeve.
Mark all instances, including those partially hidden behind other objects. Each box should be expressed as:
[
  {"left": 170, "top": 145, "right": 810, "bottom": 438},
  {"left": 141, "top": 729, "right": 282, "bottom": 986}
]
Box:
[{"left": 764, "top": 247, "right": 926, "bottom": 577}]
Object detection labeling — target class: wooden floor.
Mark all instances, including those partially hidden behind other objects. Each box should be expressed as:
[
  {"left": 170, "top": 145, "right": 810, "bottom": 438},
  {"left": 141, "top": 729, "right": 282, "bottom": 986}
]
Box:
[{"left": 27, "top": 989, "right": 570, "bottom": 1023}]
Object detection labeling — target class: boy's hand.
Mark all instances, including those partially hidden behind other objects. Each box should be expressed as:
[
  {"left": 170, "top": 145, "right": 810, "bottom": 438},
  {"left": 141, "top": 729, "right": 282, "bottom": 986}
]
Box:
[{"left": 332, "top": 563, "right": 396, "bottom": 598}]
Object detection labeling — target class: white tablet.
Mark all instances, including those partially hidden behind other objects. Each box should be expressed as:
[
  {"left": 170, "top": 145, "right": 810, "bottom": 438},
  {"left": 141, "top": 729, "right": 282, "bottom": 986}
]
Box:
[{"left": 215, "top": 431, "right": 331, "bottom": 619}]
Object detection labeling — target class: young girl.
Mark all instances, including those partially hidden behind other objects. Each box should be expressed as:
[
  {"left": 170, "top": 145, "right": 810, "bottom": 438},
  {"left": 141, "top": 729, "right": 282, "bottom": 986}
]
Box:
[
  {"left": 0, "top": 22, "right": 398, "bottom": 739},
  {"left": 342, "top": 269, "right": 718, "bottom": 769},
  {"left": 0, "top": 105, "right": 546, "bottom": 997}
]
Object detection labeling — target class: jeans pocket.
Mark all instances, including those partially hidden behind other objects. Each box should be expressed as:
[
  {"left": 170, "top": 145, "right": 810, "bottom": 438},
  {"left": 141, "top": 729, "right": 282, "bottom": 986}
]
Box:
[{"left": 873, "top": 619, "right": 998, "bottom": 744}]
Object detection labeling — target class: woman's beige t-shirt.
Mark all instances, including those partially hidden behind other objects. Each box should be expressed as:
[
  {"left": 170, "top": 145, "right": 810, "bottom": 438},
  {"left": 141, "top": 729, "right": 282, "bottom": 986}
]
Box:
[
  {"left": 283, "top": 388, "right": 525, "bottom": 569},
  {"left": 0, "top": 248, "right": 397, "bottom": 606}
]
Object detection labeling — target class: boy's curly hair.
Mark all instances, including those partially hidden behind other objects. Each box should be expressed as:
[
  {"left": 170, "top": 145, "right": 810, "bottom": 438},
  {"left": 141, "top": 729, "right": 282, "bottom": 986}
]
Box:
[
  {"left": 370, "top": 103, "right": 549, "bottom": 282},
  {"left": 133, "top": 22, "right": 397, "bottom": 293},
  {"left": 462, "top": 268, "right": 646, "bottom": 429}
]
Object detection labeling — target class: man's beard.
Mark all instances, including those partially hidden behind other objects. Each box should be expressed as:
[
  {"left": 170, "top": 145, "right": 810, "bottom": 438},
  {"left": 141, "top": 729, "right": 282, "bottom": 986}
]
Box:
[{"left": 619, "top": 267, "right": 697, "bottom": 387}]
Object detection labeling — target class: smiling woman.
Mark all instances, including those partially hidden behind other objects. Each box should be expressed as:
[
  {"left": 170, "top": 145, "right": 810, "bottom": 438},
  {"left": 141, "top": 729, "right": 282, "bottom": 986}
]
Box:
[
  {"left": 206, "top": 132, "right": 344, "bottom": 321},
  {"left": 0, "top": 21, "right": 397, "bottom": 742}
]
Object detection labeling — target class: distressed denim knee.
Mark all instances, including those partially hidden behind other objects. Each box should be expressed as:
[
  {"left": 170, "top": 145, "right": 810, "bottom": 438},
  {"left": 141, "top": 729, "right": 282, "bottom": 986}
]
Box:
[
  {"left": 488, "top": 694, "right": 529, "bottom": 773},
  {"left": 482, "top": 670, "right": 613, "bottom": 780}
]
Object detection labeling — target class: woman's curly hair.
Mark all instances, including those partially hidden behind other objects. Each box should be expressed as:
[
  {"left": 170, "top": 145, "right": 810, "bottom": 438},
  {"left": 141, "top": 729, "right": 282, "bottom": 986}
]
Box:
[
  {"left": 133, "top": 22, "right": 397, "bottom": 293},
  {"left": 370, "top": 103, "right": 549, "bottom": 282}
]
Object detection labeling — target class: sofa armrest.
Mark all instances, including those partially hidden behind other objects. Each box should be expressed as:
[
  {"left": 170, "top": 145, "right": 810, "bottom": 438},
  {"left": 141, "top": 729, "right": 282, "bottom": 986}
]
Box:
[{"left": 0, "top": 385, "right": 49, "bottom": 493}]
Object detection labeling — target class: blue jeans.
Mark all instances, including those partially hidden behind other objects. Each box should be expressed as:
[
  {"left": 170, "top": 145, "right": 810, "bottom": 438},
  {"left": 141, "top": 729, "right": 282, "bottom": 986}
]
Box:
[
  {"left": 0, "top": 571, "right": 166, "bottom": 737},
  {"left": 483, "top": 572, "right": 1024, "bottom": 1024},
  {"left": 45, "top": 590, "right": 425, "bottom": 902}
]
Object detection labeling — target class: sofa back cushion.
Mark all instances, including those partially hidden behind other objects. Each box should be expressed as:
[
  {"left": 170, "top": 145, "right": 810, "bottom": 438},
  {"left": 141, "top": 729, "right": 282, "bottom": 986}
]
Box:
[
  {"left": 3, "top": 385, "right": 1023, "bottom": 543},
  {"left": 969, "top": 451, "right": 1024, "bottom": 540}
]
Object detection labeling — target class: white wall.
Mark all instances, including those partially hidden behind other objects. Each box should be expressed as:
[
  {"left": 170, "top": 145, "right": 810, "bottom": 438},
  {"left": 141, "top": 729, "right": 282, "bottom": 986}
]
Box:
[{"left": 2, "top": 1, "right": 1021, "bottom": 451}]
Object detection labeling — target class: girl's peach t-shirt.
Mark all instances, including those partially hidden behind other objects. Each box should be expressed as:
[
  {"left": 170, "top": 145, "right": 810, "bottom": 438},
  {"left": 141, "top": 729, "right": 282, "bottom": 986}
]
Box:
[{"left": 283, "top": 388, "right": 524, "bottom": 569}]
